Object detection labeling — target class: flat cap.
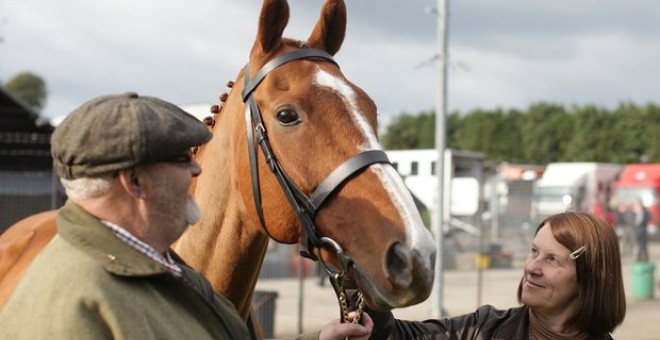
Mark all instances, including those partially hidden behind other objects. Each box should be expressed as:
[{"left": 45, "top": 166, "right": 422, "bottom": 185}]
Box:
[{"left": 52, "top": 92, "right": 212, "bottom": 179}]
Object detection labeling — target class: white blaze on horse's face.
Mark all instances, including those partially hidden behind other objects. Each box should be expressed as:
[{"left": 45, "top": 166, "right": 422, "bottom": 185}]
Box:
[
  {"left": 313, "top": 68, "right": 435, "bottom": 265},
  {"left": 313, "top": 69, "right": 380, "bottom": 150}
]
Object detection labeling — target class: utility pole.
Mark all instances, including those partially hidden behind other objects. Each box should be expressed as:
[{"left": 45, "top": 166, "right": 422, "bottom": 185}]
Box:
[{"left": 431, "top": 0, "right": 449, "bottom": 319}]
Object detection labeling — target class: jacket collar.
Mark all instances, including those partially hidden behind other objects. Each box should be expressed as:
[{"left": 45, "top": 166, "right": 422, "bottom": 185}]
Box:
[{"left": 57, "top": 200, "right": 172, "bottom": 277}]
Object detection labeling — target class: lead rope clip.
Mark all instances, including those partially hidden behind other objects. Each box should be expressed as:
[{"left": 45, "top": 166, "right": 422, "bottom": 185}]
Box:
[{"left": 318, "top": 237, "right": 365, "bottom": 327}]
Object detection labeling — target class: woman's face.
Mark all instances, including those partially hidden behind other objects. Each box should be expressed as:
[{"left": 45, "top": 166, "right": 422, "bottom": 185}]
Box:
[{"left": 521, "top": 223, "right": 579, "bottom": 318}]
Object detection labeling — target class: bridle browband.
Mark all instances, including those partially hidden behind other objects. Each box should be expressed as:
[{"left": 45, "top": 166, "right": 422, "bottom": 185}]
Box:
[{"left": 241, "top": 48, "right": 391, "bottom": 260}]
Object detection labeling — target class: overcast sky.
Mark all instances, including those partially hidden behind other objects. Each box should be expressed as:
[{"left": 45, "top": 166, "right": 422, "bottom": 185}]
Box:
[{"left": 1, "top": 0, "right": 659, "bottom": 128}]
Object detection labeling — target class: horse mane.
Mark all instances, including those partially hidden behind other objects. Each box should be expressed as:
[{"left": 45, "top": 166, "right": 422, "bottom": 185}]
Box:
[{"left": 188, "top": 80, "right": 234, "bottom": 194}]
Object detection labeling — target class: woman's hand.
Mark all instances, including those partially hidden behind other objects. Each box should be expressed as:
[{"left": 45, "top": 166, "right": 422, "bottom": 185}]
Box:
[{"left": 318, "top": 312, "right": 373, "bottom": 340}]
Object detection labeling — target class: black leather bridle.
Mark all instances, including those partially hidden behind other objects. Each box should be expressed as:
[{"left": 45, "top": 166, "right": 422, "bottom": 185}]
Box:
[{"left": 241, "top": 48, "right": 392, "bottom": 260}]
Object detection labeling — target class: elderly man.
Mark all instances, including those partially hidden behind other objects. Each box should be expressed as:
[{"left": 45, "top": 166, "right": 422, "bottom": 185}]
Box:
[
  {"left": 0, "top": 92, "right": 251, "bottom": 338},
  {"left": 0, "top": 92, "right": 371, "bottom": 340}
]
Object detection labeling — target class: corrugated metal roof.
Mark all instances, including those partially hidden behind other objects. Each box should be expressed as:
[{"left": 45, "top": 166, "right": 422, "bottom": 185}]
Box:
[{"left": 0, "top": 86, "right": 53, "bottom": 133}]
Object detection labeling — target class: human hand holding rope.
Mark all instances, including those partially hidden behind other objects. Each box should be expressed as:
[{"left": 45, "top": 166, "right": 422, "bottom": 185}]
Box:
[{"left": 318, "top": 312, "right": 373, "bottom": 340}]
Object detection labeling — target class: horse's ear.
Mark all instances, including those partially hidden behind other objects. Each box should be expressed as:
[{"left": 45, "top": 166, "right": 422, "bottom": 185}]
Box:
[
  {"left": 306, "top": 0, "right": 346, "bottom": 56},
  {"left": 252, "top": 0, "right": 289, "bottom": 59}
]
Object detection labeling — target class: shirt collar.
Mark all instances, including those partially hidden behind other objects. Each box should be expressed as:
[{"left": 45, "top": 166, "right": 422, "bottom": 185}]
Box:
[{"left": 100, "top": 220, "right": 182, "bottom": 277}]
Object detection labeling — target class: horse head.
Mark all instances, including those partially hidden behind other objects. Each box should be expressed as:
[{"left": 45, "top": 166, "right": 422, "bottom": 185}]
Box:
[
  {"left": 244, "top": 0, "right": 436, "bottom": 310},
  {"left": 178, "top": 0, "right": 435, "bottom": 317}
]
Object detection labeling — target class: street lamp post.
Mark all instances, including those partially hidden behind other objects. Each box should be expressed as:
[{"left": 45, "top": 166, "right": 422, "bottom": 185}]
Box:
[{"left": 431, "top": 0, "right": 449, "bottom": 319}]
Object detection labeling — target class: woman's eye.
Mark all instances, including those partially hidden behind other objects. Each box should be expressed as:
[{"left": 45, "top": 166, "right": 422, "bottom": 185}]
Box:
[
  {"left": 527, "top": 249, "right": 538, "bottom": 260},
  {"left": 547, "top": 256, "right": 561, "bottom": 267},
  {"left": 276, "top": 108, "right": 301, "bottom": 126}
]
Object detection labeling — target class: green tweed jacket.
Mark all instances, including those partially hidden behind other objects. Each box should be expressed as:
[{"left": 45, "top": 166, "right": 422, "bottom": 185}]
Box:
[{"left": 0, "top": 201, "right": 250, "bottom": 339}]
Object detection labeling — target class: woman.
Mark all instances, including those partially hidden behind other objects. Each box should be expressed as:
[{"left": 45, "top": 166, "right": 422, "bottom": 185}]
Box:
[{"left": 364, "top": 212, "right": 626, "bottom": 339}]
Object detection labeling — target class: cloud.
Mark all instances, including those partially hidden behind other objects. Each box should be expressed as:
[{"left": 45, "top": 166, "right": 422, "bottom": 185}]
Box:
[{"left": 1, "top": 0, "right": 658, "bottom": 127}]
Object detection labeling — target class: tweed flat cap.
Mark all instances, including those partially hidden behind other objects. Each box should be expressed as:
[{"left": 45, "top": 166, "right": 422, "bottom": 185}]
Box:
[{"left": 51, "top": 92, "right": 212, "bottom": 179}]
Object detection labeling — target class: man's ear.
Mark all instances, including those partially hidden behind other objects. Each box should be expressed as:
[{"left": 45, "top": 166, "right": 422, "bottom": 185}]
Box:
[{"left": 118, "top": 169, "right": 143, "bottom": 198}]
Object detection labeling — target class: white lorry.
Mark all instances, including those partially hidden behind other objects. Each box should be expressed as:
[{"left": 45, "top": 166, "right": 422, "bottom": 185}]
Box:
[{"left": 532, "top": 162, "right": 623, "bottom": 223}]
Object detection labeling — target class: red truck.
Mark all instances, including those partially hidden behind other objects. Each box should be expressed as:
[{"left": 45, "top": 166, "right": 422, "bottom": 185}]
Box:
[{"left": 614, "top": 164, "right": 660, "bottom": 238}]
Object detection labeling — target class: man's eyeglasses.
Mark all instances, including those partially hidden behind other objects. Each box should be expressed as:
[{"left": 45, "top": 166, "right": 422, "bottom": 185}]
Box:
[{"left": 164, "top": 151, "right": 194, "bottom": 165}]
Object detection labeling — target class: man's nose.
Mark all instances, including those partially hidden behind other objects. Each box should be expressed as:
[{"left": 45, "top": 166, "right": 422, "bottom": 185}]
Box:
[{"left": 191, "top": 159, "right": 202, "bottom": 177}]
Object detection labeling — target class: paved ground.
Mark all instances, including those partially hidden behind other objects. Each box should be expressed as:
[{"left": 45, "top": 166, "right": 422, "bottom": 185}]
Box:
[{"left": 256, "top": 243, "right": 660, "bottom": 339}]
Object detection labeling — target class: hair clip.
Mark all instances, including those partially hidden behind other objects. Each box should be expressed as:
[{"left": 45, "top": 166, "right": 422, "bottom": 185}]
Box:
[{"left": 569, "top": 246, "right": 587, "bottom": 260}]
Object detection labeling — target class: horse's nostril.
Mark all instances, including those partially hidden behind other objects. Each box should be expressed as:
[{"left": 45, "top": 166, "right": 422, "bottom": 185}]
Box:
[{"left": 385, "top": 242, "right": 413, "bottom": 289}]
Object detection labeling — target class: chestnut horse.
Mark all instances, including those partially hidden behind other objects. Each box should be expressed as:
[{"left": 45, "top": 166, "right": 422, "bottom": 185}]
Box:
[{"left": 0, "top": 0, "right": 436, "bottom": 327}]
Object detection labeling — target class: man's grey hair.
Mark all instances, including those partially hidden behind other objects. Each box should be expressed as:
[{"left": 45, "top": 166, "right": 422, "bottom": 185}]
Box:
[{"left": 60, "top": 175, "right": 114, "bottom": 201}]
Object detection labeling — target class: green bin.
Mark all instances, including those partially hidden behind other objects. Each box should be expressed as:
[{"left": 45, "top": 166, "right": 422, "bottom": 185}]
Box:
[{"left": 631, "top": 262, "right": 655, "bottom": 300}]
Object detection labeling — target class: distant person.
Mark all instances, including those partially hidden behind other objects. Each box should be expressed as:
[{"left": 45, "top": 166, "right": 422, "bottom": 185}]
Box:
[
  {"left": 593, "top": 199, "right": 616, "bottom": 230},
  {"left": 615, "top": 202, "right": 635, "bottom": 258},
  {"left": 357, "top": 212, "right": 626, "bottom": 339},
  {"left": 0, "top": 93, "right": 372, "bottom": 340},
  {"left": 632, "top": 198, "right": 651, "bottom": 262}
]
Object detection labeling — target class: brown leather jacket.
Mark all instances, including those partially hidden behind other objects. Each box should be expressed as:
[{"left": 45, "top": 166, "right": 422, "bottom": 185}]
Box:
[{"left": 367, "top": 305, "right": 614, "bottom": 340}]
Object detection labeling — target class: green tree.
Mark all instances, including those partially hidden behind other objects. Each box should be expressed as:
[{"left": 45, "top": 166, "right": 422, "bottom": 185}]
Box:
[
  {"left": 446, "top": 111, "right": 463, "bottom": 150},
  {"left": 449, "top": 108, "right": 525, "bottom": 162},
  {"left": 381, "top": 101, "right": 660, "bottom": 164},
  {"left": 562, "top": 105, "right": 618, "bottom": 162},
  {"left": 496, "top": 109, "right": 526, "bottom": 162},
  {"left": 381, "top": 111, "right": 435, "bottom": 149},
  {"left": 640, "top": 103, "right": 660, "bottom": 162},
  {"left": 519, "top": 102, "right": 572, "bottom": 164},
  {"left": 3, "top": 71, "right": 48, "bottom": 113},
  {"left": 610, "top": 102, "right": 660, "bottom": 163}
]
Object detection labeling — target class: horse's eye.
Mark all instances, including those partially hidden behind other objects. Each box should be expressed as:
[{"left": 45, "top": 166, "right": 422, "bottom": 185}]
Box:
[{"left": 276, "top": 107, "right": 301, "bottom": 126}]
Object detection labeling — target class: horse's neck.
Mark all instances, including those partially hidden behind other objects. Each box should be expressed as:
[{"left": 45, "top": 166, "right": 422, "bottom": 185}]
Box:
[
  {"left": 175, "top": 202, "right": 269, "bottom": 320},
  {"left": 174, "top": 111, "right": 269, "bottom": 320}
]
